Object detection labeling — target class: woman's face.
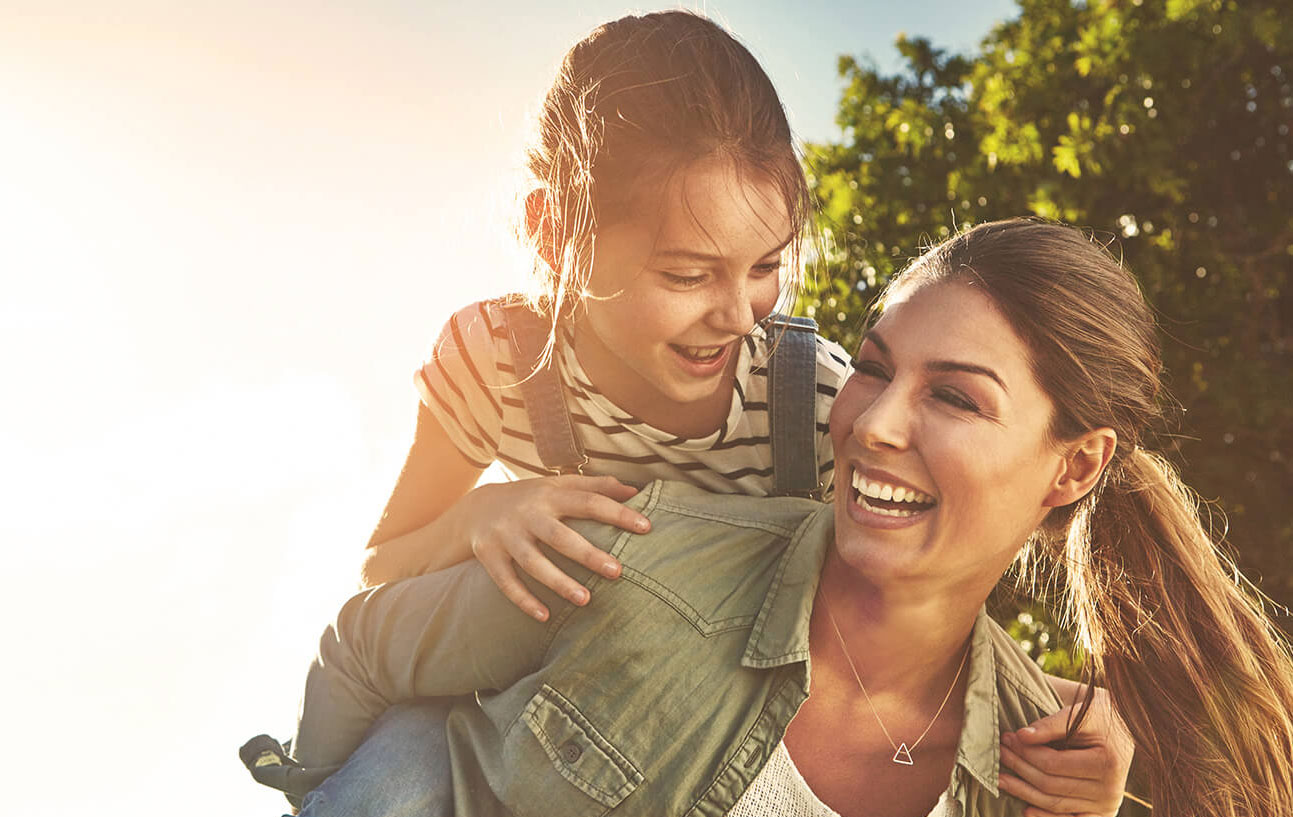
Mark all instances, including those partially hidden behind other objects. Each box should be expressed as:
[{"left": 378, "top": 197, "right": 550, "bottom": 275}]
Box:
[
  {"left": 572, "top": 156, "right": 790, "bottom": 424},
  {"left": 828, "top": 280, "right": 1068, "bottom": 594}
]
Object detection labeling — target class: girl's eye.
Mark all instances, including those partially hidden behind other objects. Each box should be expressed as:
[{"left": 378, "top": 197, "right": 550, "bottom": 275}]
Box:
[
  {"left": 934, "top": 388, "right": 980, "bottom": 413},
  {"left": 659, "top": 271, "right": 706, "bottom": 288},
  {"left": 850, "top": 359, "right": 889, "bottom": 380},
  {"left": 751, "top": 261, "right": 782, "bottom": 278}
]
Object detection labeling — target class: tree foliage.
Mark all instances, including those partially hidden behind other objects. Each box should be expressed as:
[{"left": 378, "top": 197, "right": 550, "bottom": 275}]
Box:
[{"left": 803, "top": 0, "right": 1293, "bottom": 645}]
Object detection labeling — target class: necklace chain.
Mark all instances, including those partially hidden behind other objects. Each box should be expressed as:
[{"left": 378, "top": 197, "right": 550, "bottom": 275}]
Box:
[{"left": 820, "top": 593, "right": 971, "bottom": 766}]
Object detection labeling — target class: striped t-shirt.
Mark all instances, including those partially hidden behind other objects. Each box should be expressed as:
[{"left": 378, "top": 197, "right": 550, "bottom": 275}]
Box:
[{"left": 415, "top": 299, "right": 850, "bottom": 498}]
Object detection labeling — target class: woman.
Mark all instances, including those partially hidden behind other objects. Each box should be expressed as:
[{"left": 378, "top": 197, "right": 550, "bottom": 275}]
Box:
[{"left": 284, "top": 220, "right": 1293, "bottom": 816}]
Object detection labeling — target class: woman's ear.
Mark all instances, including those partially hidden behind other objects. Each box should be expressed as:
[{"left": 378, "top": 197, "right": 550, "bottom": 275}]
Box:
[
  {"left": 1043, "top": 428, "right": 1117, "bottom": 508},
  {"left": 525, "top": 189, "right": 560, "bottom": 272}
]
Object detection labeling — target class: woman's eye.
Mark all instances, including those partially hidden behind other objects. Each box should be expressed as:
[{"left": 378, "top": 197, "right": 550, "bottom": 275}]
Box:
[
  {"left": 934, "top": 388, "right": 980, "bottom": 413},
  {"left": 850, "top": 359, "right": 889, "bottom": 380},
  {"left": 751, "top": 261, "right": 782, "bottom": 277}
]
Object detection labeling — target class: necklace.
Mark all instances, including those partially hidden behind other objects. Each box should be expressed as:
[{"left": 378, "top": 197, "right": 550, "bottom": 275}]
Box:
[{"left": 820, "top": 593, "right": 971, "bottom": 766}]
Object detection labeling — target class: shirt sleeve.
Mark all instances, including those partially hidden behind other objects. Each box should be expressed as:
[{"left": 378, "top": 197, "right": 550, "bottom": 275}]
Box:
[
  {"left": 414, "top": 301, "right": 508, "bottom": 469},
  {"left": 287, "top": 486, "right": 668, "bottom": 771},
  {"left": 291, "top": 560, "right": 562, "bottom": 769}
]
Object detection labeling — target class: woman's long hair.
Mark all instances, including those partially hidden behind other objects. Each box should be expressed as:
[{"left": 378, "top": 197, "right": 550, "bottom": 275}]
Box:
[{"left": 887, "top": 219, "right": 1293, "bottom": 817}]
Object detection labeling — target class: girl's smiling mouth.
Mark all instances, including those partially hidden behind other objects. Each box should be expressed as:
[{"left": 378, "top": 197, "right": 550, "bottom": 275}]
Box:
[{"left": 668, "top": 340, "right": 735, "bottom": 376}]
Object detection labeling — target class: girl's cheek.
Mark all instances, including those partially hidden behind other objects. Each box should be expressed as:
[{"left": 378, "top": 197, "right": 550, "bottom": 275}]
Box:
[{"left": 752, "top": 278, "right": 782, "bottom": 320}]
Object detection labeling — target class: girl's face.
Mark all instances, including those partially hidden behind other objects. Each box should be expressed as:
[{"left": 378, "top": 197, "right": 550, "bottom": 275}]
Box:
[
  {"left": 572, "top": 157, "right": 791, "bottom": 429},
  {"left": 828, "top": 280, "right": 1068, "bottom": 596}
]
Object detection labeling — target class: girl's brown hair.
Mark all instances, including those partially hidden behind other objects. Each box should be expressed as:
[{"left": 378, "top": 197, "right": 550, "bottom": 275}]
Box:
[
  {"left": 887, "top": 218, "right": 1293, "bottom": 817},
  {"left": 522, "top": 11, "right": 810, "bottom": 350}
]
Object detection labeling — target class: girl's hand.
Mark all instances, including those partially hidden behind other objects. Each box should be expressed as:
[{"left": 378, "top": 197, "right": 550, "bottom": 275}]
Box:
[
  {"left": 997, "top": 687, "right": 1135, "bottom": 817},
  {"left": 458, "top": 475, "right": 650, "bottom": 621}
]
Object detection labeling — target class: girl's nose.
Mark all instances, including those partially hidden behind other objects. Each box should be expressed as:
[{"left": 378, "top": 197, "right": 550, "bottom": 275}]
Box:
[{"left": 708, "top": 279, "right": 758, "bottom": 337}]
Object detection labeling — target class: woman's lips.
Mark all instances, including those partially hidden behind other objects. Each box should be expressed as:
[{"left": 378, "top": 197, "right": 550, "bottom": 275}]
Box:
[{"left": 846, "top": 467, "right": 937, "bottom": 530}]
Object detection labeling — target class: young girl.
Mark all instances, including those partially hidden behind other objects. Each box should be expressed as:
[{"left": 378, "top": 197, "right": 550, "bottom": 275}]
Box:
[
  {"left": 262, "top": 11, "right": 1133, "bottom": 816},
  {"left": 360, "top": 10, "right": 837, "bottom": 623}
]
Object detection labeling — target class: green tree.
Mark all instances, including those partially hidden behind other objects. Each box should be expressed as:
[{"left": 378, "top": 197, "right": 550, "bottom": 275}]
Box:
[{"left": 804, "top": 0, "right": 1293, "bottom": 653}]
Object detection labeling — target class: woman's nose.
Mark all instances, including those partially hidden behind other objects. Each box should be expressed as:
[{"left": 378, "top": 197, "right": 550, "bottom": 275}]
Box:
[{"left": 852, "top": 384, "right": 910, "bottom": 452}]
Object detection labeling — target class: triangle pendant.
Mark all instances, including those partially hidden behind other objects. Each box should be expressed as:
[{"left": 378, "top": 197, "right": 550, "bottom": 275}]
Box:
[{"left": 892, "top": 743, "right": 914, "bottom": 765}]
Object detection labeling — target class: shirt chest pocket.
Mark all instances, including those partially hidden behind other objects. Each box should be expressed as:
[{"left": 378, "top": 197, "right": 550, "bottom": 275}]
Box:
[{"left": 517, "top": 684, "right": 644, "bottom": 812}]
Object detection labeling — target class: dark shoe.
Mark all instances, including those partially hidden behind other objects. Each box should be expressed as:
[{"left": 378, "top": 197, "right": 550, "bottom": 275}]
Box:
[{"left": 240, "top": 734, "right": 338, "bottom": 808}]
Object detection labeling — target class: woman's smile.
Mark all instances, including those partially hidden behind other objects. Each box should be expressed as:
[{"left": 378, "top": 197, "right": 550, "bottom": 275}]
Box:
[{"left": 846, "top": 466, "right": 938, "bottom": 528}]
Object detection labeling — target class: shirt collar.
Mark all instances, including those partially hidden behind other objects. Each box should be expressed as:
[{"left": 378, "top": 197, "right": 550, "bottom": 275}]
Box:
[
  {"left": 740, "top": 505, "right": 1002, "bottom": 798},
  {"left": 739, "top": 501, "right": 833, "bottom": 678},
  {"left": 952, "top": 607, "right": 1002, "bottom": 797}
]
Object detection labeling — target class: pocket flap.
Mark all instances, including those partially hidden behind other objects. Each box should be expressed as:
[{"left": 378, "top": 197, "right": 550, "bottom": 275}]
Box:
[{"left": 521, "top": 684, "right": 644, "bottom": 808}]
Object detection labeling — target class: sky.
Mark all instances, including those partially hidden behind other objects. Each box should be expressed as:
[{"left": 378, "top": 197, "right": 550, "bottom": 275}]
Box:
[{"left": 0, "top": 1, "right": 1017, "bottom": 813}]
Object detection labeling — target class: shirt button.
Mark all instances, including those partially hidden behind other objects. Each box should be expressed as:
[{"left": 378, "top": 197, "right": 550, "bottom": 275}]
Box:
[{"left": 559, "top": 741, "right": 582, "bottom": 764}]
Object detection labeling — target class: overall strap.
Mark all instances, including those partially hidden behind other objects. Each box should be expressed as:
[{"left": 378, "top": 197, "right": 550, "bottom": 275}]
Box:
[
  {"left": 765, "top": 314, "right": 822, "bottom": 499},
  {"left": 501, "top": 301, "right": 587, "bottom": 475}
]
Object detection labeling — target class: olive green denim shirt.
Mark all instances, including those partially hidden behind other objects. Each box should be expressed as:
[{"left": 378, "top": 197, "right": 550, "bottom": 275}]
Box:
[{"left": 296, "top": 480, "right": 1061, "bottom": 816}]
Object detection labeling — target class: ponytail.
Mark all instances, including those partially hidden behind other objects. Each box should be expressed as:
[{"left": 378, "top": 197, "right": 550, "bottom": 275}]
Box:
[{"left": 1064, "top": 447, "right": 1293, "bottom": 817}]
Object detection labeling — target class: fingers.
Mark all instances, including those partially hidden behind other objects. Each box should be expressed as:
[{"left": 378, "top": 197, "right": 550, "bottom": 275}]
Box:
[
  {"left": 467, "top": 476, "right": 651, "bottom": 621},
  {"left": 475, "top": 548, "right": 552, "bottom": 622},
  {"left": 511, "top": 542, "right": 592, "bottom": 606},
  {"left": 1020, "top": 808, "right": 1102, "bottom": 817},
  {"left": 1013, "top": 705, "right": 1086, "bottom": 745},
  {"left": 997, "top": 761, "right": 1092, "bottom": 816},
  {"left": 1004, "top": 732, "right": 1108, "bottom": 780},
  {"left": 532, "top": 516, "right": 623, "bottom": 579},
  {"left": 568, "top": 474, "right": 641, "bottom": 503},
  {"left": 999, "top": 737, "right": 1123, "bottom": 817},
  {"left": 554, "top": 476, "right": 651, "bottom": 535}
]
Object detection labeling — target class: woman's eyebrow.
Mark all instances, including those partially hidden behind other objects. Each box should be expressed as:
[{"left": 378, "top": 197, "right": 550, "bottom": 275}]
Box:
[
  {"left": 864, "top": 329, "right": 1008, "bottom": 392},
  {"left": 861, "top": 329, "right": 892, "bottom": 357},
  {"left": 927, "top": 360, "right": 1009, "bottom": 393}
]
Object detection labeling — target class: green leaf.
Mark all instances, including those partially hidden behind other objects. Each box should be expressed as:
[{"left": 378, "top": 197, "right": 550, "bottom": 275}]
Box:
[{"left": 1166, "top": 0, "right": 1207, "bottom": 22}]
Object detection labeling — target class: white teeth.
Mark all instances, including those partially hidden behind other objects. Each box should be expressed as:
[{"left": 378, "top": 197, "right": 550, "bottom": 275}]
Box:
[
  {"left": 849, "top": 471, "right": 935, "bottom": 506},
  {"left": 676, "top": 345, "right": 723, "bottom": 361},
  {"left": 863, "top": 502, "right": 921, "bottom": 518}
]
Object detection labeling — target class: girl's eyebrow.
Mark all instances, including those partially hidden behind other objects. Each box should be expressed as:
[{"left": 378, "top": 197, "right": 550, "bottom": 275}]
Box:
[
  {"left": 864, "top": 329, "right": 1009, "bottom": 393},
  {"left": 651, "top": 235, "right": 794, "bottom": 263}
]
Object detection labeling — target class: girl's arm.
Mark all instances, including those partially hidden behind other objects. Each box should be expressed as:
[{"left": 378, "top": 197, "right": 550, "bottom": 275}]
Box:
[
  {"left": 998, "top": 678, "right": 1136, "bottom": 817},
  {"left": 359, "top": 403, "right": 485, "bottom": 585},
  {"left": 360, "top": 403, "right": 649, "bottom": 621},
  {"left": 293, "top": 556, "right": 566, "bottom": 771}
]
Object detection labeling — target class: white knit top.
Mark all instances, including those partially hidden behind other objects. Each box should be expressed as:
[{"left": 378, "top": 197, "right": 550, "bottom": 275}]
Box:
[{"left": 729, "top": 742, "right": 960, "bottom": 817}]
